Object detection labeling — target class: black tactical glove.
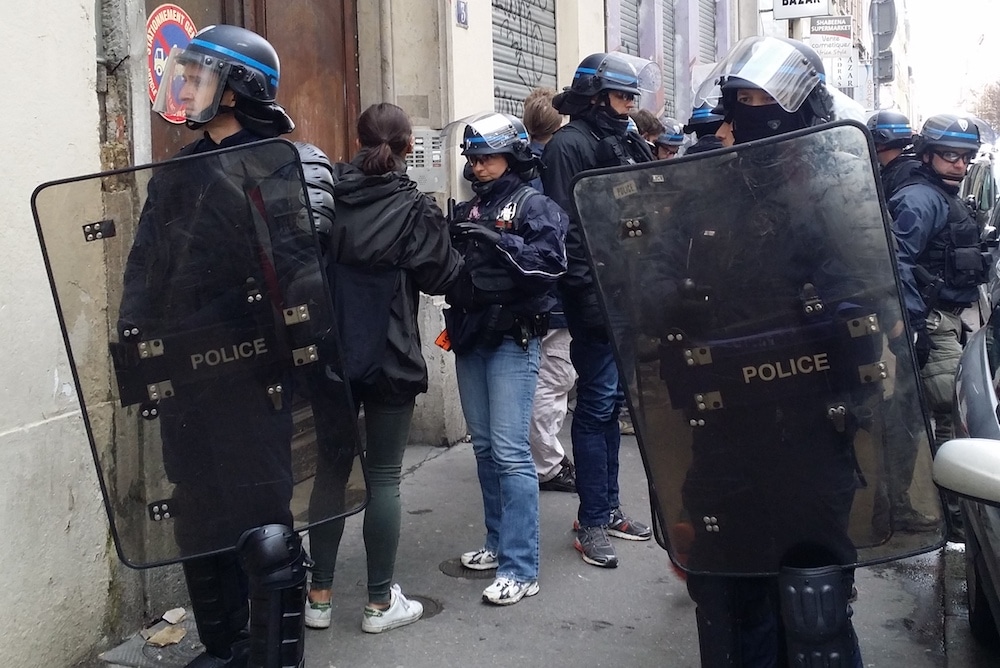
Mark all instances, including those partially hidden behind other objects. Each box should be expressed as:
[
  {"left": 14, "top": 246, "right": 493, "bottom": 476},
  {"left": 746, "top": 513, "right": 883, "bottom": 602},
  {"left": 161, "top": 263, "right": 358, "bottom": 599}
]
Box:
[
  {"left": 913, "top": 327, "right": 936, "bottom": 368},
  {"left": 451, "top": 222, "right": 501, "bottom": 246},
  {"left": 577, "top": 290, "right": 609, "bottom": 343}
]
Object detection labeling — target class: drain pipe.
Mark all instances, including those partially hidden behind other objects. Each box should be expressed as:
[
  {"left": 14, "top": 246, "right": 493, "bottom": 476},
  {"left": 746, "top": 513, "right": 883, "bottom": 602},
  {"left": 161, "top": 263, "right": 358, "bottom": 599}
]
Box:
[{"left": 379, "top": 0, "right": 395, "bottom": 102}]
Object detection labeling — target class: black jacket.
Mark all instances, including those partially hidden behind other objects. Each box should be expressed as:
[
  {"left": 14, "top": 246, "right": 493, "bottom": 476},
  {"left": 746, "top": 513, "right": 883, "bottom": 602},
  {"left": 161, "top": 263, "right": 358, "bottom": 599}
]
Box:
[
  {"left": 880, "top": 153, "right": 921, "bottom": 199},
  {"left": 328, "top": 156, "right": 463, "bottom": 401},
  {"left": 541, "top": 111, "right": 652, "bottom": 329}
]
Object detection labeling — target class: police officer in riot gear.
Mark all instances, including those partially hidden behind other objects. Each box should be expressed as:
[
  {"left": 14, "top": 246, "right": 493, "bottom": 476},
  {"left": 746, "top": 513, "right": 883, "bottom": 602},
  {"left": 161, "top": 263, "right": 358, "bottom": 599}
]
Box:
[
  {"left": 445, "top": 112, "right": 567, "bottom": 605},
  {"left": 684, "top": 100, "right": 729, "bottom": 154},
  {"left": 154, "top": 24, "right": 294, "bottom": 136},
  {"left": 541, "top": 53, "right": 655, "bottom": 569},
  {"left": 887, "top": 114, "right": 988, "bottom": 541},
  {"left": 602, "top": 36, "right": 898, "bottom": 667},
  {"left": 865, "top": 109, "right": 934, "bottom": 535},
  {"left": 652, "top": 117, "right": 685, "bottom": 160},
  {"left": 866, "top": 110, "right": 919, "bottom": 197},
  {"left": 131, "top": 24, "right": 335, "bottom": 668}
]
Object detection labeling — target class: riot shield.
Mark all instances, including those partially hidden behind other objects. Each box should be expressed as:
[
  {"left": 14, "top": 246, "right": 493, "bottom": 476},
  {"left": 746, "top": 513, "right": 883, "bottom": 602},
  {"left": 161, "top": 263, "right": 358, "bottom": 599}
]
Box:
[
  {"left": 32, "top": 139, "right": 366, "bottom": 567},
  {"left": 571, "top": 121, "right": 945, "bottom": 576}
]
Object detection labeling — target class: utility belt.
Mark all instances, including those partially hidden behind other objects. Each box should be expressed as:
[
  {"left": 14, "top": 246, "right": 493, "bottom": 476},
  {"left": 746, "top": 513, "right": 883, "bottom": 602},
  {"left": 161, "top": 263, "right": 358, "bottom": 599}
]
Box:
[
  {"left": 445, "top": 306, "right": 550, "bottom": 354},
  {"left": 498, "top": 312, "right": 550, "bottom": 350}
]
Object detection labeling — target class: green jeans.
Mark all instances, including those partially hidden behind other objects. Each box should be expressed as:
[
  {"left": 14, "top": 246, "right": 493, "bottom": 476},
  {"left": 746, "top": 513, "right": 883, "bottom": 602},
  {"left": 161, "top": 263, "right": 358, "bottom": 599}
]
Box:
[{"left": 307, "top": 396, "right": 415, "bottom": 604}]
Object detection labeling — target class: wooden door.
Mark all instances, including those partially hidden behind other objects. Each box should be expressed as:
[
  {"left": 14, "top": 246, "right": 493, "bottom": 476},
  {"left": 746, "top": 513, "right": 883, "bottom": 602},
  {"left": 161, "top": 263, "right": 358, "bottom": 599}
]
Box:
[{"left": 146, "top": 0, "right": 359, "bottom": 162}]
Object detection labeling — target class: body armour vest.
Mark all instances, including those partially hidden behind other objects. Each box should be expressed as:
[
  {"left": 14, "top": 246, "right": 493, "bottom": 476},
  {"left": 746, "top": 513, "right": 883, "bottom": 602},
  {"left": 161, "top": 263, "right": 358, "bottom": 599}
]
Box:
[
  {"left": 455, "top": 184, "right": 540, "bottom": 304},
  {"left": 898, "top": 169, "right": 989, "bottom": 290}
]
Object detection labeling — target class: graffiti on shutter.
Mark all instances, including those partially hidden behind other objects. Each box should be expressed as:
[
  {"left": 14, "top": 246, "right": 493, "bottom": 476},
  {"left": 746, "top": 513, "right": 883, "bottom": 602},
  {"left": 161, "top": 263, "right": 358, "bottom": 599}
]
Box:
[{"left": 492, "top": 0, "right": 558, "bottom": 117}]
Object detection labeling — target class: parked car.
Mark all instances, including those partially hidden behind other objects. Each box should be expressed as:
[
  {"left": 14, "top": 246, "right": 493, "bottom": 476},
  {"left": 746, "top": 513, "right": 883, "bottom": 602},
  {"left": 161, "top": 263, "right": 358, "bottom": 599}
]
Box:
[
  {"left": 960, "top": 150, "right": 998, "bottom": 230},
  {"left": 936, "top": 309, "right": 1000, "bottom": 646}
]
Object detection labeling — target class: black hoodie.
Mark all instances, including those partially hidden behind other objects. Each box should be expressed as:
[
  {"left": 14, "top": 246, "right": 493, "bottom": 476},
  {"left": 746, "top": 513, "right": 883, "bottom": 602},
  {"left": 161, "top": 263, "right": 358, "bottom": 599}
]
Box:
[{"left": 327, "top": 155, "right": 463, "bottom": 401}]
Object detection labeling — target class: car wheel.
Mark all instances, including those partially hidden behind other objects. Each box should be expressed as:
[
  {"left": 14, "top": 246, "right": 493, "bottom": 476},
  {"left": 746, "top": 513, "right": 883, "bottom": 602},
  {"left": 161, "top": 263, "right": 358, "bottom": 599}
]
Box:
[{"left": 966, "top": 530, "right": 1000, "bottom": 646}]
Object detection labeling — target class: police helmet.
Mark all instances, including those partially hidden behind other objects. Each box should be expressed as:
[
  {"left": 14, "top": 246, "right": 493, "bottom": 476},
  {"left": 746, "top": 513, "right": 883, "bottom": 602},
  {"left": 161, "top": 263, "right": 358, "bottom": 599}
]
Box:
[
  {"left": 654, "top": 117, "right": 685, "bottom": 148},
  {"left": 153, "top": 25, "right": 284, "bottom": 128},
  {"left": 461, "top": 113, "right": 536, "bottom": 166},
  {"left": 913, "top": 114, "right": 982, "bottom": 156},
  {"left": 699, "top": 36, "right": 824, "bottom": 117},
  {"left": 684, "top": 100, "right": 725, "bottom": 135},
  {"left": 569, "top": 53, "right": 643, "bottom": 97},
  {"left": 866, "top": 110, "right": 913, "bottom": 150}
]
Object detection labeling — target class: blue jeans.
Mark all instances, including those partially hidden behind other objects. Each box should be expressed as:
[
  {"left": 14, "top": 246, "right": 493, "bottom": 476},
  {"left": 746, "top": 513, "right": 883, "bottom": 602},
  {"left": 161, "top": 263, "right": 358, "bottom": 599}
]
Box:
[
  {"left": 565, "top": 317, "right": 623, "bottom": 528},
  {"left": 456, "top": 337, "right": 541, "bottom": 583}
]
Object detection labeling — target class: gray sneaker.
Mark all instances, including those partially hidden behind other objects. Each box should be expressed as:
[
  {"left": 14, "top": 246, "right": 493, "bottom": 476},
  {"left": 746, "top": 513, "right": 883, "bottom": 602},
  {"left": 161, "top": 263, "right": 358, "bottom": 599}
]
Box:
[
  {"left": 607, "top": 507, "right": 652, "bottom": 541},
  {"left": 574, "top": 525, "right": 618, "bottom": 568}
]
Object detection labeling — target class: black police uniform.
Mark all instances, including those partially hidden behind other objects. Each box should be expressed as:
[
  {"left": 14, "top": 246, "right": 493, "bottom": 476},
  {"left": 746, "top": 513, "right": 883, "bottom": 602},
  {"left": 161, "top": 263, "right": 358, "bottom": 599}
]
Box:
[
  {"left": 879, "top": 152, "right": 921, "bottom": 200},
  {"left": 634, "top": 144, "right": 870, "bottom": 668},
  {"left": 542, "top": 107, "right": 653, "bottom": 331},
  {"left": 120, "top": 129, "right": 308, "bottom": 662}
]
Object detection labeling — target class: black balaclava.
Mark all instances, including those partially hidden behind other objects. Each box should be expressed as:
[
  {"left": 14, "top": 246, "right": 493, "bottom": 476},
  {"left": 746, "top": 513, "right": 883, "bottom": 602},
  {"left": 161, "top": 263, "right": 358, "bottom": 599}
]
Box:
[
  {"left": 730, "top": 101, "right": 809, "bottom": 144},
  {"left": 585, "top": 98, "right": 632, "bottom": 136}
]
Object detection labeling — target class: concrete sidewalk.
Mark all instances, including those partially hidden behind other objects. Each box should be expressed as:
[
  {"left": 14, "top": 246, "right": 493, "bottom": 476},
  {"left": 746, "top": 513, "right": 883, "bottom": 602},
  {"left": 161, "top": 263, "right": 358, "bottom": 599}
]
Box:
[
  {"left": 100, "top": 429, "right": 1000, "bottom": 667},
  {"left": 299, "top": 435, "right": 952, "bottom": 668}
]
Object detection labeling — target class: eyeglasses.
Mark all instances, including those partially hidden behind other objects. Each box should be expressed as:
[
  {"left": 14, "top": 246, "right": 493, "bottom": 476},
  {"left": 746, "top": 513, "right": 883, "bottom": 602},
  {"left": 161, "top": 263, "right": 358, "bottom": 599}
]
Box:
[
  {"left": 610, "top": 90, "right": 637, "bottom": 103},
  {"left": 466, "top": 154, "right": 498, "bottom": 166},
  {"left": 935, "top": 150, "right": 977, "bottom": 165}
]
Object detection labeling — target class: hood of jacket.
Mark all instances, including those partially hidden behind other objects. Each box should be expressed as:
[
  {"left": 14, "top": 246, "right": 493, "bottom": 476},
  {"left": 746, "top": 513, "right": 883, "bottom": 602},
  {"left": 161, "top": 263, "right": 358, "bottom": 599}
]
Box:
[{"left": 329, "top": 160, "right": 427, "bottom": 267}]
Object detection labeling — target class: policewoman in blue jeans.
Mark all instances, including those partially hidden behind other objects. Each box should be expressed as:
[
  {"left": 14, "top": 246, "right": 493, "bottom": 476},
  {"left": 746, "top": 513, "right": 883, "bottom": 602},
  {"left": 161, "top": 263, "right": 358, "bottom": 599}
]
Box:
[{"left": 445, "top": 112, "right": 568, "bottom": 605}]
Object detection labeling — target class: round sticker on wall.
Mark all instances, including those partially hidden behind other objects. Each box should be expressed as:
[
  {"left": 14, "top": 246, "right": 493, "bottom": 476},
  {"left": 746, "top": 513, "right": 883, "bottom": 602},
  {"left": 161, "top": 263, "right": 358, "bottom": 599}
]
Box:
[{"left": 146, "top": 4, "right": 198, "bottom": 124}]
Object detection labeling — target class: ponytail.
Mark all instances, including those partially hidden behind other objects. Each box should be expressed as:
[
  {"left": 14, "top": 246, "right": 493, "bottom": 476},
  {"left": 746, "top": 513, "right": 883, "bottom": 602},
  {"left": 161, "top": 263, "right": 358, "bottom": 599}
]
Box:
[{"left": 356, "top": 103, "right": 412, "bottom": 175}]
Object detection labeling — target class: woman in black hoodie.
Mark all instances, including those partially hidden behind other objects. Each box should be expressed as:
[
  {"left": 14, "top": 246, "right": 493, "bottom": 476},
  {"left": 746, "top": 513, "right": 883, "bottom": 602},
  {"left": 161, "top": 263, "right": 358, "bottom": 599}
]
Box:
[{"left": 305, "top": 103, "right": 462, "bottom": 633}]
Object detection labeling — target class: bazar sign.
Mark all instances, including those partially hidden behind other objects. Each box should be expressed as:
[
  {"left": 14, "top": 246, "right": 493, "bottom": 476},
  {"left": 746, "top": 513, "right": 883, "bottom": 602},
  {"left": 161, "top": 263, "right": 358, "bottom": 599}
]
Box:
[{"left": 774, "top": 0, "right": 832, "bottom": 20}]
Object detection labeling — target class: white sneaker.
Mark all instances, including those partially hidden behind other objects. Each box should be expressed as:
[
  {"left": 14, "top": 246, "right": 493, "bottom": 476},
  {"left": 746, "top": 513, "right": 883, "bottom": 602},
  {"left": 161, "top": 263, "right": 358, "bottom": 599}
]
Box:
[
  {"left": 460, "top": 547, "right": 498, "bottom": 571},
  {"left": 482, "top": 577, "right": 539, "bottom": 605},
  {"left": 361, "top": 584, "right": 423, "bottom": 634},
  {"left": 304, "top": 597, "right": 331, "bottom": 629}
]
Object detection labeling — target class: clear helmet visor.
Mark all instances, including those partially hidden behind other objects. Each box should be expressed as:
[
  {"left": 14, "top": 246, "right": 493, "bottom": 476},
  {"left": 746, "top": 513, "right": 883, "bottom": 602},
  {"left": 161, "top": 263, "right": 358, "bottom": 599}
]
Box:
[
  {"left": 695, "top": 36, "right": 821, "bottom": 113},
  {"left": 152, "top": 46, "right": 231, "bottom": 125},
  {"left": 463, "top": 113, "right": 526, "bottom": 152},
  {"left": 607, "top": 53, "right": 662, "bottom": 100},
  {"left": 971, "top": 116, "right": 997, "bottom": 146},
  {"left": 827, "top": 85, "right": 867, "bottom": 122}
]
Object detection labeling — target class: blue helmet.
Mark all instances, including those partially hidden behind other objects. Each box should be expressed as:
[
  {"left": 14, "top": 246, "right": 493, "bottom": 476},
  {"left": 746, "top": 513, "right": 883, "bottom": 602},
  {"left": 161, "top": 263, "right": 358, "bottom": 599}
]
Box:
[
  {"left": 866, "top": 110, "right": 913, "bottom": 149},
  {"left": 569, "top": 53, "right": 643, "bottom": 97},
  {"left": 153, "top": 24, "right": 292, "bottom": 133},
  {"left": 179, "top": 24, "right": 281, "bottom": 103},
  {"left": 684, "top": 101, "right": 725, "bottom": 135},
  {"left": 913, "top": 114, "right": 982, "bottom": 155},
  {"left": 654, "top": 117, "right": 685, "bottom": 148},
  {"left": 461, "top": 113, "right": 538, "bottom": 175}
]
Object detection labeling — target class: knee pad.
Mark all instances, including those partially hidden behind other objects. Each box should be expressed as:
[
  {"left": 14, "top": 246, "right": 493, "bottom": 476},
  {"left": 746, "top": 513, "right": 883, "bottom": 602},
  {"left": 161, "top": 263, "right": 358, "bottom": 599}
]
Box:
[
  {"left": 236, "top": 525, "right": 308, "bottom": 668},
  {"left": 778, "top": 565, "right": 858, "bottom": 667}
]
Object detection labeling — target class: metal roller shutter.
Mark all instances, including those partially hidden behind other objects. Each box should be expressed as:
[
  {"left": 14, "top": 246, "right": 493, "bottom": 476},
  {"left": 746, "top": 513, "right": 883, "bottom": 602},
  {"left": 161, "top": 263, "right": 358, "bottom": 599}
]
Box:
[
  {"left": 492, "top": 1, "right": 558, "bottom": 117},
  {"left": 698, "top": 0, "right": 716, "bottom": 64},
  {"left": 619, "top": 0, "right": 640, "bottom": 56},
  {"left": 663, "top": 0, "right": 676, "bottom": 116}
]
